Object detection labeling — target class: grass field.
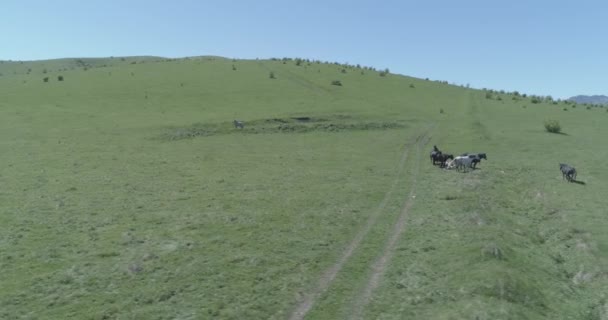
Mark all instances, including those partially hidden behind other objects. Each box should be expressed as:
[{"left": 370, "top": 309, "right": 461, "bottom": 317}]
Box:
[{"left": 1, "top": 57, "right": 607, "bottom": 319}]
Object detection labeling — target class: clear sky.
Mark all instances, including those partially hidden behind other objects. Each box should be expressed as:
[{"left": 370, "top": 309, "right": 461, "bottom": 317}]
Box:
[{"left": 2, "top": 0, "right": 607, "bottom": 99}]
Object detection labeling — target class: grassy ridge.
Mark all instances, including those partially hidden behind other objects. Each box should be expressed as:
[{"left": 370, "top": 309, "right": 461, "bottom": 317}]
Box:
[{"left": 1, "top": 57, "right": 607, "bottom": 319}]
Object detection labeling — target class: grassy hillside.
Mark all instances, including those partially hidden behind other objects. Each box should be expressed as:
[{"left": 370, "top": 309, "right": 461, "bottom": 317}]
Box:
[{"left": 1, "top": 57, "right": 607, "bottom": 319}]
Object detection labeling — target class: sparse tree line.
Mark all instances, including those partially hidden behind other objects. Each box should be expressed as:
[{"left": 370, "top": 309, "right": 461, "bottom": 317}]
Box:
[
  {"left": 482, "top": 88, "right": 605, "bottom": 110},
  {"left": 269, "top": 57, "right": 390, "bottom": 76}
]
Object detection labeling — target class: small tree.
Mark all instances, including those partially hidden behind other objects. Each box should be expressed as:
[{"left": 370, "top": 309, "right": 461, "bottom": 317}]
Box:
[
  {"left": 269, "top": 71, "right": 276, "bottom": 79},
  {"left": 57, "top": 75, "right": 64, "bottom": 81},
  {"left": 544, "top": 120, "right": 561, "bottom": 133},
  {"left": 43, "top": 77, "right": 49, "bottom": 82}
]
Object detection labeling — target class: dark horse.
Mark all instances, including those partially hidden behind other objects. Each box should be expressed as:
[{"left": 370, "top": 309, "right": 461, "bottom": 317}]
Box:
[
  {"left": 430, "top": 145, "right": 442, "bottom": 165},
  {"left": 435, "top": 153, "right": 454, "bottom": 168},
  {"left": 233, "top": 120, "right": 244, "bottom": 129},
  {"left": 559, "top": 163, "right": 577, "bottom": 182}
]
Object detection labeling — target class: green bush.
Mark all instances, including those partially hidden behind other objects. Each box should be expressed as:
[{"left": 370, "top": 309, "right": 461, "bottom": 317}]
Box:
[
  {"left": 544, "top": 120, "right": 561, "bottom": 133},
  {"left": 331, "top": 80, "right": 342, "bottom": 86}
]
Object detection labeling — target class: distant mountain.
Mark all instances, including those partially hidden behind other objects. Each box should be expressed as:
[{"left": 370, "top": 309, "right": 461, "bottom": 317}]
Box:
[{"left": 568, "top": 95, "right": 608, "bottom": 105}]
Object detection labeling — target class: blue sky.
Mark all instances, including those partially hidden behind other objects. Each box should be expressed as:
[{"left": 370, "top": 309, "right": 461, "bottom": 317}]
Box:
[{"left": 2, "top": 0, "right": 607, "bottom": 99}]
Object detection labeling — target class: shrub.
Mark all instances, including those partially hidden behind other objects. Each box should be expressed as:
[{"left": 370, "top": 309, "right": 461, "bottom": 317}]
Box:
[
  {"left": 409, "top": 84, "right": 415, "bottom": 88},
  {"left": 43, "top": 77, "right": 49, "bottom": 82},
  {"left": 544, "top": 120, "right": 561, "bottom": 133},
  {"left": 57, "top": 75, "right": 64, "bottom": 81},
  {"left": 269, "top": 71, "right": 276, "bottom": 79},
  {"left": 331, "top": 80, "right": 342, "bottom": 86},
  {"left": 439, "top": 108, "right": 444, "bottom": 114},
  {"left": 232, "top": 65, "right": 237, "bottom": 71}
]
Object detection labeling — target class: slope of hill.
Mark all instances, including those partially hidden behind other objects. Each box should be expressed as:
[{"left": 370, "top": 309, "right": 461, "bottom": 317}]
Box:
[
  {"left": 0, "top": 56, "right": 169, "bottom": 77},
  {"left": 568, "top": 94, "right": 608, "bottom": 105},
  {"left": 1, "top": 56, "right": 607, "bottom": 319}
]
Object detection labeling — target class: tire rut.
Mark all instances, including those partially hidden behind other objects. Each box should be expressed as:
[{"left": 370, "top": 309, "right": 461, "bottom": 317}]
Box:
[
  {"left": 350, "top": 132, "right": 430, "bottom": 320},
  {"left": 288, "top": 128, "right": 432, "bottom": 320}
]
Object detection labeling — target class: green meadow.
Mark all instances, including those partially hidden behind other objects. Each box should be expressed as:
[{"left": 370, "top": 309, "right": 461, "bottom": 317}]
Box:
[{"left": 1, "top": 57, "right": 607, "bottom": 319}]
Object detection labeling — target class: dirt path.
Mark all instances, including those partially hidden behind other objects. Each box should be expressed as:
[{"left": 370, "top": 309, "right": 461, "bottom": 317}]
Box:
[
  {"left": 350, "top": 133, "right": 429, "bottom": 320},
  {"left": 288, "top": 130, "right": 431, "bottom": 320}
]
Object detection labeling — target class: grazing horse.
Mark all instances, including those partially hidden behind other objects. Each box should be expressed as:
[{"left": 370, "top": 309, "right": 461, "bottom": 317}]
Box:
[
  {"left": 559, "top": 163, "right": 577, "bottom": 182},
  {"left": 233, "top": 120, "right": 244, "bottom": 129}
]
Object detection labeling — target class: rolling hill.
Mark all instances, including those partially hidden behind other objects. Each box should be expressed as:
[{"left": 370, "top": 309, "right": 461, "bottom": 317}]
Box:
[{"left": 1, "top": 56, "right": 607, "bottom": 319}]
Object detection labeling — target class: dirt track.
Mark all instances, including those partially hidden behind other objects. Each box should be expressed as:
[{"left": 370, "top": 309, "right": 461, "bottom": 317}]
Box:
[
  {"left": 289, "top": 130, "right": 430, "bottom": 320},
  {"left": 349, "top": 133, "right": 429, "bottom": 319}
]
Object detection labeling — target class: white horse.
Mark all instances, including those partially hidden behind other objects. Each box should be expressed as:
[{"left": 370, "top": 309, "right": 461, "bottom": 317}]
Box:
[{"left": 453, "top": 155, "right": 477, "bottom": 172}]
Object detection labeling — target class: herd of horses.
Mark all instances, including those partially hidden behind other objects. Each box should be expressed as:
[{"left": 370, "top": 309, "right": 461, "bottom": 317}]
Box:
[
  {"left": 430, "top": 145, "right": 487, "bottom": 172},
  {"left": 232, "top": 120, "right": 579, "bottom": 182},
  {"left": 431, "top": 145, "right": 578, "bottom": 182}
]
